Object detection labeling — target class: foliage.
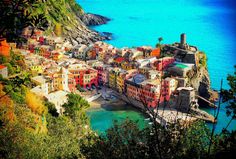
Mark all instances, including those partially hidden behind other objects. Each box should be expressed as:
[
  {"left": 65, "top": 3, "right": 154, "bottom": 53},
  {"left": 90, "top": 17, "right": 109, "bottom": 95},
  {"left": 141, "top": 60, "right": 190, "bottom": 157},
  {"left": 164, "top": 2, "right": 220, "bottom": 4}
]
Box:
[
  {"left": 63, "top": 93, "right": 90, "bottom": 118},
  {"left": 0, "top": 91, "right": 93, "bottom": 158},
  {"left": 82, "top": 119, "right": 149, "bottom": 159},
  {"left": 0, "top": 0, "right": 48, "bottom": 42},
  {"left": 198, "top": 52, "right": 207, "bottom": 68},
  {"left": 44, "top": 100, "right": 59, "bottom": 117},
  {"left": 25, "top": 90, "right": 47, "bottom": 115},
  {"left": 28, "top": 14, "right": 49, "bottom": 36},
  {"left": 0, "top": 55, "right": 7, "bottom": 64},
  {"left": 156, "top": 37, "right": 163, "bottom": 48},
  {"left": 0, "top": 84, "right": 15, "bottom": 124},
  {"left": 82, "top": 119, "right": 231, "bottom": 159},
  {"left": 54, "top": 22, "right": 62, "bottom": 36},
  {"left": 212, "top": 130, "right": 236, "bottom": 159},
  {"left": 222, "top": 65, "right": 236, "bottom": 117}
]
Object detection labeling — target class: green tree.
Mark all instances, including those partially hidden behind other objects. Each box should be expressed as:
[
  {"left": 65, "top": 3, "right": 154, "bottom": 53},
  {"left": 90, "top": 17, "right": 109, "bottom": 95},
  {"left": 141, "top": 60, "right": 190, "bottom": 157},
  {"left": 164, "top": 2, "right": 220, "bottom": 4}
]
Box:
[
  {"left": 0, "top": 0, "right": 48, "bottom": 42},
  {"left": 62, "top": 93, "right": 90, "bottom": 118},
  {"left": 82, "top": 119, "right": 212, "bottom": 159},
  {"left": 156, "top": 37, "right": 163, "bottom": 48},
  {"left": 222, "top": 65, "right": 236, "bottom": 123},
  {"left": 29, "top": 14, "right": 48, "bottom": 37},
  {"left": 44, "top": 100, "right": 59, "bottom": 117}
]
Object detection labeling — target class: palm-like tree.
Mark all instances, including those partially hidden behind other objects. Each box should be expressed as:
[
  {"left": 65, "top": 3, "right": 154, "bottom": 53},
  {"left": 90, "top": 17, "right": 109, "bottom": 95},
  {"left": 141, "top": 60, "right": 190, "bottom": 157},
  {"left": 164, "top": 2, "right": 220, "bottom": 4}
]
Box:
[
  {"left": 156, "top": 37, "right": 163, "bottom": 48},
  {"left": 29, "top": 14, "right": 49, "bottom": 37}
]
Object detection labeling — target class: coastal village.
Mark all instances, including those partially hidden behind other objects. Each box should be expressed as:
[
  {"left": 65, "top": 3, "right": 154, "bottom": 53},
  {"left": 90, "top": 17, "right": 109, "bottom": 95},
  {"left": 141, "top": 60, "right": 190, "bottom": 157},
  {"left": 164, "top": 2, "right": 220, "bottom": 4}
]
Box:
[{"left": 0, "top": 28, "right": 215, "bottom": 126}]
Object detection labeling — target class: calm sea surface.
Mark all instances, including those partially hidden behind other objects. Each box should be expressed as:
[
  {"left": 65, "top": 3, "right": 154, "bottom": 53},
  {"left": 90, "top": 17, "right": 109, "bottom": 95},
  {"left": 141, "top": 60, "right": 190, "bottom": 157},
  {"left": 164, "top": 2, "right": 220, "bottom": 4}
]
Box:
[{"left": 77, "top": 0, "right": 236, "bottom": 133}]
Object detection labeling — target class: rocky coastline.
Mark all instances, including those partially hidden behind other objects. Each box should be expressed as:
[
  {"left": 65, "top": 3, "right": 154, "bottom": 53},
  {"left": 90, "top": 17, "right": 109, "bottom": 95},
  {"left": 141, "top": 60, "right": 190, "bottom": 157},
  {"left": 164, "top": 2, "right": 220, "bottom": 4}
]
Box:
[
  {"left": 63, "top": 9, "right": 112, "bottom": 46},
  {"left": 81, "top": 13, "right": 111, "bottom": 26}
]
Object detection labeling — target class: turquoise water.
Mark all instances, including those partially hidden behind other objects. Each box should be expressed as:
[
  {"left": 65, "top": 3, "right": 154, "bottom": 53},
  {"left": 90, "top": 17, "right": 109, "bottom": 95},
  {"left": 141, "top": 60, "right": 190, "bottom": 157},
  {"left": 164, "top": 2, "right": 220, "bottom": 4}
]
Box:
[
  {"left": 78, "top": 0, "right": 236, "bottom": 133},
  {"left": 86, "top": 105, "right": 149, "bottom": 134}
]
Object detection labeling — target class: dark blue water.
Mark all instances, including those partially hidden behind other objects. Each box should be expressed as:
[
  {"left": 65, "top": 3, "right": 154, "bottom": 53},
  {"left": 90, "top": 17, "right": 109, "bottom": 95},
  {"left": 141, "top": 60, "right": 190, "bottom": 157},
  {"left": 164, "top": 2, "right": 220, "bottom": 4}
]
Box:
[{"left": 78, "top": 0, "right": 236, "bottom": 133}]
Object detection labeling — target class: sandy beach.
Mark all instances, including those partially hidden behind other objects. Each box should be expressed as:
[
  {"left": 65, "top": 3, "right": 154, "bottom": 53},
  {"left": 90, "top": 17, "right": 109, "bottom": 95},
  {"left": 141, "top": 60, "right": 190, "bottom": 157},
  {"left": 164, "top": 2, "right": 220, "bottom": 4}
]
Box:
[{"left": 89, "top": 96, "right": 128, "bottom": 109}]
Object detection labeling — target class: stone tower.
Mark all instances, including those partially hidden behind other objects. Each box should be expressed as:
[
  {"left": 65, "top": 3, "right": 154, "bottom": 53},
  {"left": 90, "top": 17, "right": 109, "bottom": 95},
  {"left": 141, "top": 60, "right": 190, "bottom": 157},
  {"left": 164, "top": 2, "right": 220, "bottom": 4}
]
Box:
[{"left": 180, "top": 33, "right": 186, "bottom": 46}]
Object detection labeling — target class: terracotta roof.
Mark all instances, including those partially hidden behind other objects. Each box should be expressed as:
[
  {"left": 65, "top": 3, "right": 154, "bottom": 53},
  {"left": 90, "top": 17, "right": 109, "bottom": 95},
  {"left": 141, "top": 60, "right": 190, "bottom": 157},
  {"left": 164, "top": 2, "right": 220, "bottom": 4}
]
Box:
[
  {"left": 115, "top": 57, "right": 125, "bottom": 63},
  {"left": 0, "top": 65, "right": 6, "bottom": 69}
]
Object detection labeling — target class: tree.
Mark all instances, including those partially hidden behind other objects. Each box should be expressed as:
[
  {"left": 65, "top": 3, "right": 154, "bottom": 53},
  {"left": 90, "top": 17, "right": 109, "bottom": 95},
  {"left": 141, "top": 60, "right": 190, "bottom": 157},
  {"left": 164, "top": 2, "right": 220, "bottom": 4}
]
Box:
[
  {"left": 25, "top": 90, "right": 47, "bottom": 115},
  {"left": 82, "top": 119, "right": 212, "bottom": 159},
  {"left": 222, "top": 65, "right": 236, "bottom": 122},
  {"left": 156, "top": 37, "right": 163, "bottom": 48},
  {"left": 44, "top": 100, "right": 59, "bottom": 117},
  {"left": 82, "top": 119, "right": 149, "bottom": 159},
  {"left": 0, "top": 0, "right": 48, "bottom": 42},
  {"left": 29, "top": 14, "right": 49, "bottom": 37},
  {"left": 62, "top": 93, "right": 90, "bottom": 118}
]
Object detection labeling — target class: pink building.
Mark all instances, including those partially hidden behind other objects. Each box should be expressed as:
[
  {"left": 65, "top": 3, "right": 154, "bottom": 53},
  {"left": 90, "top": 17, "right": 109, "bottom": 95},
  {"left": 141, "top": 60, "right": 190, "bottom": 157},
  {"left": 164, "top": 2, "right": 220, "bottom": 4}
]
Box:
[
  {"left": 126, "top": 74, "right": 161, "bottom": 108},
  {"left": 69, "top": 64, "right": 98, "bottom": 89},
  {"left": 94, "top": 65, "right": 110, "bottom": 85},
  {"left": 68, "top": 74, "right": 76, "bottom": 93},
  {"left": 154, "top": 57, "right": 175, "bottom": 71},
  {"left": 160, "top": 77, "right": 177, "bottom": 102}
]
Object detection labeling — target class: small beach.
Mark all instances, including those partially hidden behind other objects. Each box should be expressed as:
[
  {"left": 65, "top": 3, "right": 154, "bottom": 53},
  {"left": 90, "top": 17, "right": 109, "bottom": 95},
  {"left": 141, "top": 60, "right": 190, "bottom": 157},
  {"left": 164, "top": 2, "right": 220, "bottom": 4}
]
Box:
[
  {"left": 89, "top": 96, "right": 127, "bottom": 109},
  {"left": 87, "top": 97, "right": 149, "bottom": 134}
]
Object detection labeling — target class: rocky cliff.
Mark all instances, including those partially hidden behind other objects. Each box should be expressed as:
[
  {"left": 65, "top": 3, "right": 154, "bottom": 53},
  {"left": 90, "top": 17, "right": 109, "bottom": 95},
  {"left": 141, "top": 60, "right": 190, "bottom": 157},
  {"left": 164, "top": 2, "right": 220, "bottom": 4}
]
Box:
[
  {"left": 81, "top": 13, "right": 111, "bottom": 26},
  {"left": 187, "top": 66, "right": 217, "bottom": 107},
  {"left": 38, "top": 0, "right": 110, "bottom": 45}
]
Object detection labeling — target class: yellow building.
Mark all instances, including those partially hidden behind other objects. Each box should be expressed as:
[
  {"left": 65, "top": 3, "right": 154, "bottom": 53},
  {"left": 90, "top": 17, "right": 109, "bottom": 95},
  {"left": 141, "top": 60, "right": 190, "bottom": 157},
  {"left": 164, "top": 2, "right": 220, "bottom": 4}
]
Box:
[
  {"left": 117, "top": 69, "right": 138, "bottom": 93},
  {"left": 108, "top": 68, "right": 120, "bottom": 89},
  {"left": 53, "top": 67, "right": 70, "bottom": 92},
  {"left": 121, "top": 61, "right": 133, "bottom": 70},
  {"left": 31, "top": 65, "right": 43, "bottom": 74}
]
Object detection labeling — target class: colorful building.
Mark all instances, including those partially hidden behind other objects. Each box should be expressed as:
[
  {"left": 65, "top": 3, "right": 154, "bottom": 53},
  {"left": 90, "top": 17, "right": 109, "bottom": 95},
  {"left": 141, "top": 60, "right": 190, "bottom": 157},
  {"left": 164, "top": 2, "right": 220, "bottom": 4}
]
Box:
[
  {"left": 31, "top": 76, "right": 49, "bottom": 96},
  {"left": 114, "top": 57, "right": 125, "bottom": 66},
  {"left": 0, "top": 65, "right": 8, "bottom": 78},
  {"left": 68, "top": 74, "right": 76, "bottom": 93},
  {"left": 93, "top": 64, "right": 111, "bottom": 85},
  {"left": 31, "top": 65, "right": 43, "bottom": 74},
  {"left": 117, "top": 69, "right": 138, "bottom": 93},
  {"left": 52, "top": 67, "right": 70, "bottom": 92},
  {"left": 126, "top": 74, "right": 161, "bottom": 108},
  {"left": 0, "top": 38, "right": 10, "bottom": 57},
  {"left": 121, "top": 61, "right": 133, "bottom": 70},
  {"left": 69, "top": 64, "right": 98, "bottom": 89},
  {"left": 154, "top": 57, "right": 175, "bottom": 71},
  {"left": 160, "top": 77, "right": 178, "bottom": 102},
  {"left": 108, "top": 67, "right": 121, "bottom": 89},
  {"left": 150, "top": 48, "right": 161, "bottom": 58}
]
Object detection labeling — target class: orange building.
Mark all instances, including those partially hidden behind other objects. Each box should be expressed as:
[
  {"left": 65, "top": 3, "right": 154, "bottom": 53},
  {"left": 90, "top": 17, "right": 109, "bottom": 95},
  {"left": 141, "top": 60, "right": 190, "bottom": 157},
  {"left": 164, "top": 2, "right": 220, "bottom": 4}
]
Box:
[
  {"left": 0, "top": 38, "right": 10, "bottom": 57},
  {"left": 150, "top": 48, "right": 161, "bottom": 58}
]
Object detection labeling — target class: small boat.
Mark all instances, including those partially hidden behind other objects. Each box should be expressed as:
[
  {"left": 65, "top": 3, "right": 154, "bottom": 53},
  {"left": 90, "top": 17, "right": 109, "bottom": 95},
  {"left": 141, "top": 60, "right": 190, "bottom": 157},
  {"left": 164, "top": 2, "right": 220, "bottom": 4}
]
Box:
[
  {"left": 148, "top": 122, "right": 153, "bottom": 125},
  {"left": 145, "top": 118, "right": 150, "bottom": 121}
]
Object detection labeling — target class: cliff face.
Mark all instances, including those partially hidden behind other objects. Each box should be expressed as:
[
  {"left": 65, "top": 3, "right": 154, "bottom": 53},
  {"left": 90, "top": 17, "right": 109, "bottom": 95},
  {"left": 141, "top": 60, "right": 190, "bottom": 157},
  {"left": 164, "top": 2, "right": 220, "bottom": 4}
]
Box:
[
  {"left": 37, "top": 0, "right": 110, "bottom": 45},
  {"left": 187, "top": 66, "right": 215, "bottom": 106}
]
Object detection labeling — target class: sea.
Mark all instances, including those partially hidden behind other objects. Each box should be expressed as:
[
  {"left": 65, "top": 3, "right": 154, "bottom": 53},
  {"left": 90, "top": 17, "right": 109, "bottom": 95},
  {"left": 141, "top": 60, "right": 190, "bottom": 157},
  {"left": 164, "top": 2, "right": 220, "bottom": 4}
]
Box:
[{"left": 77, "top": 0, "right": 236, "bottom": 134}]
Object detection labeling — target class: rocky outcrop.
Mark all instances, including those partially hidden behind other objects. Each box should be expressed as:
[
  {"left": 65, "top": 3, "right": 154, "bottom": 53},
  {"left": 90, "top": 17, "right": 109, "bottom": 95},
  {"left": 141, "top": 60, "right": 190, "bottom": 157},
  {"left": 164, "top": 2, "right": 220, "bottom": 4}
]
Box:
[
  {"left": 187, "top": 66, "right": 215, "bottom": 107},
  {"left": 42, "top": 0, "right": 111, "bottom": 45},
  {"left": 63, "top": 17, "right": 109, "bottom": 45},
  {"left": 63, "top": 13, "right": 111, "bottom": 45},
  {"left": 81, "top": 13, "right": 111, "bottom": 26}
]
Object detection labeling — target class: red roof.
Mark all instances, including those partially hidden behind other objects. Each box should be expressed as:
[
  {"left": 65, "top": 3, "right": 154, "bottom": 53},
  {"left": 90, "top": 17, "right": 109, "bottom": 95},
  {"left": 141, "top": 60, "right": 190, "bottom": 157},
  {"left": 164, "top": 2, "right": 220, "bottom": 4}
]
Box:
[
  {"left": 0, "top": 65, "right": 6, "bottom": 69},
  {"left": 115, "top": 57, "right": 125, "bottom": 63}
]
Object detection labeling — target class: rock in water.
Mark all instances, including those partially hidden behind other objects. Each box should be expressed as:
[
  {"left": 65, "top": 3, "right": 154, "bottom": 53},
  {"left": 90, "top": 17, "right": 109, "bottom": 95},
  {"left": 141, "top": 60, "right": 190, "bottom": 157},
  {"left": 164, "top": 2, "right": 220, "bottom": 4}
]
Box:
[{"left": 81, "top": 13, "right": 111, "bottom": 26}]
